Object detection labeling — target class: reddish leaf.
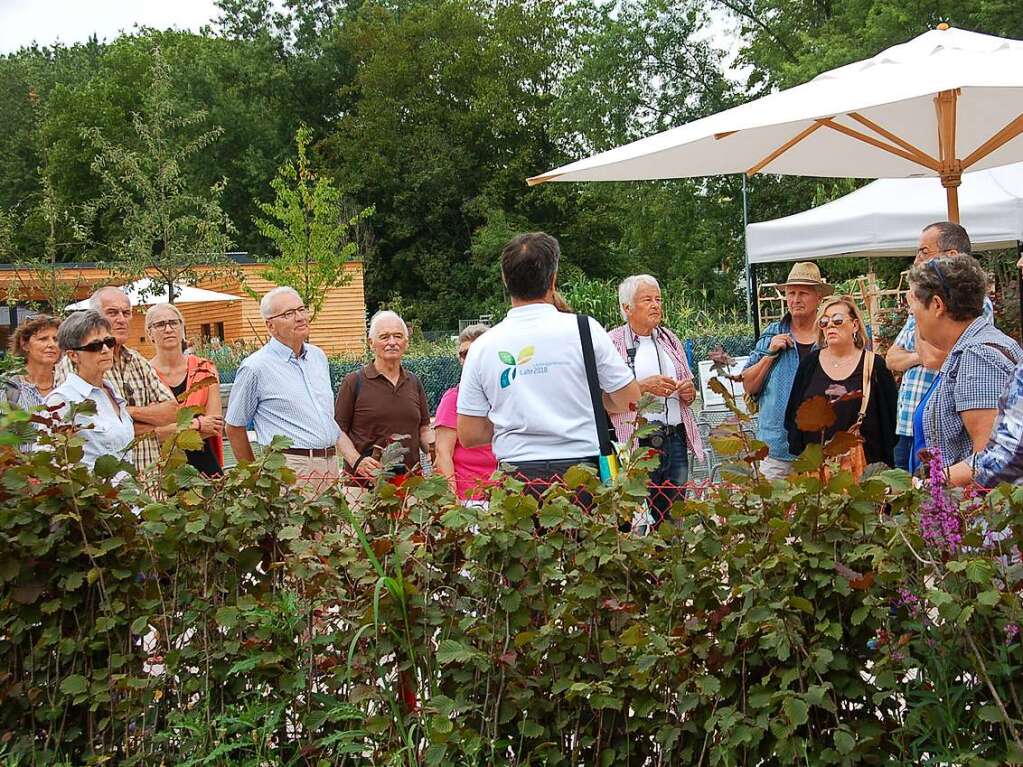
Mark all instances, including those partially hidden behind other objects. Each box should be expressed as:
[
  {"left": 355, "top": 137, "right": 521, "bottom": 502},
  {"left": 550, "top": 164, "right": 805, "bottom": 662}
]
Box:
[
  {"left": 823, "top": 431, "right": 861, "bottom": 458},
  {"left": 499, "top": 650, "right": 518, "bottom": 667},
  {"left": 796, "top": 396, "right": 837, "bottom": 433}
]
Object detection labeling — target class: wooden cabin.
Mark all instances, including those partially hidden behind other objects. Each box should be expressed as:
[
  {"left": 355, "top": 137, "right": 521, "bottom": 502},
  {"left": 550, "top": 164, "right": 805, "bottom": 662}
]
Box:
[{"left": 0, "top": 258, "right": 367, "bottom": 357}]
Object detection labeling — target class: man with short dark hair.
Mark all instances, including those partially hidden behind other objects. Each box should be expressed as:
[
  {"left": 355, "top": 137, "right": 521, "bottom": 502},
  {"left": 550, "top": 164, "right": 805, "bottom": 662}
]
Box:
[
  {"left": 457, "top": 232, "right": 640, "bottom": 483},
  {"left": 886, "top": 221, "right": 993, "bottom": 470}
]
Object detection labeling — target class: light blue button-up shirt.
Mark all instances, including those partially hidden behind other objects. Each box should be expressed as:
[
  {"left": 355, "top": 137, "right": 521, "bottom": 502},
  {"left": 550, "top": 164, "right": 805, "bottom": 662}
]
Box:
[
  {"left": 742, "top": 315, "right": 809, "bottom": 461},
  {"left": 225, "top": 336, "right": 341, "bottom": 450},
  {"left": 44, "top": 372, "right": 135, "bottom": 471}
]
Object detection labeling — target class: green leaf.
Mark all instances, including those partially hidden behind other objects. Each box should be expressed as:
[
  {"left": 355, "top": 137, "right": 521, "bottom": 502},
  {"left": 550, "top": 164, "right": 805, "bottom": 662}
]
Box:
[
  {"left": 789, "top": 596, "right": 814, "bottom": 615},
  {"left": 215, "top": 606, "right": 240, "bottom": 629},
  {"left": 498, "top": 351, "right": 516, "bottom": 366},
  {"left": 978, "top": 590, "right": 1001, "bottom": 607},
  {"left": 185, "top": 518, "right": 206, "bottom": 534},
  {"left": 60, "top": 675, "right": 88, "bottom": 696},
  {"left": 792, "top": 443, "right": 823, "bottom": 473},
  {"left": 783, "top": 697, "right": 809, "bottom": 726},
  {"left": 520, "top": 720, "right": 543, "bottom": 738},
  {"left": 278, "top": 525, "right": 302, "bottom": 541},
  {"left": 436, "top": 639, "right": 476, "bottom": 665},
  {"left": 93, "top": 454, "right": 122, "bottom": 478},
  {"left": 834, "top": 728, "right": 855, "bottom": 755},
  {"left": 977, "top": 705, "right": 1004, "bottom": 723},
  {"left": 130, "top": 616, "right": 150, "bottom": 635}
]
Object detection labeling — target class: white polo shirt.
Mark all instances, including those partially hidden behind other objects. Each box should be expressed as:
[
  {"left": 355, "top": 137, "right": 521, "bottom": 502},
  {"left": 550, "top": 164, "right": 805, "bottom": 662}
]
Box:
[{"left": 457, "top": 304, "right": 633, "bottom": 463}]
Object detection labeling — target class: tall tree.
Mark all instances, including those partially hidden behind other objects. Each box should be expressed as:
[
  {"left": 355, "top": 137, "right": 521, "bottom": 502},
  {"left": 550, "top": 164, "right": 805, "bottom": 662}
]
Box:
[
  {"left": 254, "top": 125, "right": 373, "bottom": 319},
  {"left": 82, "top": 47, "right": 236, "bottom": 302}
]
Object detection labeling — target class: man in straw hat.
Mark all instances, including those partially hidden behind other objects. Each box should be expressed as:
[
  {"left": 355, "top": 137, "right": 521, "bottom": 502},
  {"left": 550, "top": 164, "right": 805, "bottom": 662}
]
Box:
[{"left": 741, "top": 262, "right": 833, "bottom": 479}]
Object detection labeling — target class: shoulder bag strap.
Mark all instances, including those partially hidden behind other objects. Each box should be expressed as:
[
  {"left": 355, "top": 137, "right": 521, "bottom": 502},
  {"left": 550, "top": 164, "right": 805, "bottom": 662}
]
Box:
[
  {"left": 577, "top": 314, "right": 613, "bottom": 456},
  {"left": 856, "top": 351, "right": 875, "bottom": 424}
]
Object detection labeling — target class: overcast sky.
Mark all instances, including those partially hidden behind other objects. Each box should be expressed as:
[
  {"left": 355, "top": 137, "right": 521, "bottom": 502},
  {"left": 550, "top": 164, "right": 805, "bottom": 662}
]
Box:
[{"left": 0, "top": 0, "right": 221, "bottom": 54}]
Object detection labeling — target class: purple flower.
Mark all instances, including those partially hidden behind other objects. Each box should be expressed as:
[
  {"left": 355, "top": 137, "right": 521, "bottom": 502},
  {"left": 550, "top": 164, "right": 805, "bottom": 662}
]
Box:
[
  {"left": 1007, "top": 623, "right": 1020, "bottom": 643},
  {"left": 919, "top": 448, "right": 963, "bottom": 553},
  {"left": 896, "top": 588, "right": 921, "bottom": 617}
]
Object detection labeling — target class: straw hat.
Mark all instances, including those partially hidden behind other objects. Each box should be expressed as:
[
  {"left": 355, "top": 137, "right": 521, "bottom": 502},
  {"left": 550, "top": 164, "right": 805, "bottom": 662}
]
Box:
[{"left": 779, "top": 262, "right": 834, "bottom": 296}]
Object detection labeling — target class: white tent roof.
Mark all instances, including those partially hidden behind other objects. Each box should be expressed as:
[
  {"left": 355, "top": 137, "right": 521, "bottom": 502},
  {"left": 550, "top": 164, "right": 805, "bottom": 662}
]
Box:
[
  {"left": 66, "top": 278, "right": 243, "bottom": 311},
  {"left": 746, "top": 162, "right": 1023, "bottom": 264}
]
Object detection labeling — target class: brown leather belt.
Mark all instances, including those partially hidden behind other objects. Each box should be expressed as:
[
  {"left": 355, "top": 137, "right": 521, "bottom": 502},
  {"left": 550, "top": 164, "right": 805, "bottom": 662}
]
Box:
[{"left": 283, "top": 447, "right": 336, "bottom": 458}]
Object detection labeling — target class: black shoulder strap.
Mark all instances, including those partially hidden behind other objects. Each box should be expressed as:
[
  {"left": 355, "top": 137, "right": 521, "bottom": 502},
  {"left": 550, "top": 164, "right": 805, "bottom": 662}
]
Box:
[{"left": 577, "top": 314, "right": 613, "bottom": 456}]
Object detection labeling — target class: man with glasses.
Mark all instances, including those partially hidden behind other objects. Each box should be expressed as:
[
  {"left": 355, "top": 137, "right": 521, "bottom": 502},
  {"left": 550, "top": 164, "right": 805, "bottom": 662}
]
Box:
[
  {"left": 886, "top": 222, "right": 993, "bottom": 470},
  {"left": 54, "top": 286, "right": 176, "bottom": 475},
  {"left": 225, "top": 286, "right": 341, "bottom": 495}
]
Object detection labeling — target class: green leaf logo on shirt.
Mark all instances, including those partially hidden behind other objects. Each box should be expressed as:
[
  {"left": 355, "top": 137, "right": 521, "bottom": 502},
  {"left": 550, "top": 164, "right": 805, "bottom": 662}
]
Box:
[{"left": 498, "top": 346, "right": 535, "bottom": 388}]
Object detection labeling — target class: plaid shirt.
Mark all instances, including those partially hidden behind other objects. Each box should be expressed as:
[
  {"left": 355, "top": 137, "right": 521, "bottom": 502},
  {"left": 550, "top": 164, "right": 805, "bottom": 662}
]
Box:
[
  {"left": 55, "top": 346, "right": 174, "bottom": 472},
  {"left": 975, "top": 359, "right": 1023, "bottom": 487},
  {"left": 922, "top": 316, "right": 1022, "bottom": 467},
  {"left": 894, "top": 297, "right": 993, "bottom": 436}
]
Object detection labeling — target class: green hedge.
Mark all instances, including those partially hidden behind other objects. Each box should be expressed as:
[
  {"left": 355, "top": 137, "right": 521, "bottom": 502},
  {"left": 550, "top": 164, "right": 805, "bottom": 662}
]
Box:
[{"left": 3, "top": 404, "right": 1023, "bottom": 765}]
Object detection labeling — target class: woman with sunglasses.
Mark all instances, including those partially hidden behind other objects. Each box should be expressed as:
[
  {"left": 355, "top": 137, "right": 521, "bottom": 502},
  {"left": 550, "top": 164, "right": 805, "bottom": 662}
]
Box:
[
  {"left": 785, "top": 296, "right": 898, "bottom": 467},
  {"left": 43, "top": 310, "right": 134, "bottom": 472},
  {"left": 434, "top": 324, "right": 497, "bottom": 503},
  {"left": 145, "top": 304, "right": 224, "bottom": 476},
  {"left": 905, "top": 255, "right": 1022, "bottom": 482}
]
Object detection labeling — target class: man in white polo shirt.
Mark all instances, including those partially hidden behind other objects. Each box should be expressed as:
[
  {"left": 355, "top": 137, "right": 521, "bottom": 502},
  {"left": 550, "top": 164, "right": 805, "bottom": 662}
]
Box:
[{"left": 457, "top": 232, "right": 640, "bottom": 483}]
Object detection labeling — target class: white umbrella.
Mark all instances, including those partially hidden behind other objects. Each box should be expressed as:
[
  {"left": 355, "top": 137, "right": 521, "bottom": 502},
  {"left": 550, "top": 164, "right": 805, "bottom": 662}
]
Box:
[
  {"left": 528, "top": 25, "right": 1023, "bottom": 222},
  {"left": 747, "top": 161, "right": 1023, "bottom": 263},
  {"left": 66, "top": 278, "right": 242, "bottom": 311}
]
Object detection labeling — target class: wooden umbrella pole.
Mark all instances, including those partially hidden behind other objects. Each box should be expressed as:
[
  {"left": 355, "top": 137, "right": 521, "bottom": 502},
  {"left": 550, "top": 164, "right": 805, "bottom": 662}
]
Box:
[{"left": 934, "top": 89, "right": 963, "bottom": 222}]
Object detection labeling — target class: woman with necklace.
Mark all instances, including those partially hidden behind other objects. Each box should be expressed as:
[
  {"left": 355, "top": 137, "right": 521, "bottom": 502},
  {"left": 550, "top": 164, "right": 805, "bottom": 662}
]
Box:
[
  {"left": 785, "top": 296, "right": 898, "bottom": 467},
  {"left": 43, "top": 311, "right": 134, "bottom": 473},
  {"left": 145, "top": 304, "right": 224, "bottom": 476},
  {"left": 4, "top": 315, "right": 61, "bottom": 411}
]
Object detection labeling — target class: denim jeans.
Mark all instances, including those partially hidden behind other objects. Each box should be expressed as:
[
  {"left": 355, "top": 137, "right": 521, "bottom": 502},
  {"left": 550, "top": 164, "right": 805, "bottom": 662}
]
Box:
[
  {"left": 642, "top": 429, "right": 689, "bottom": 526},
  {"left": 894, "top": 434, "right": 914, "bottom": 471}
]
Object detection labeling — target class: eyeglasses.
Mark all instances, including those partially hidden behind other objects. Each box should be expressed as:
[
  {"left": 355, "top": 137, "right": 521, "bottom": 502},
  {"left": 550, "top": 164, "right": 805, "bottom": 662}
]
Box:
[
  {"left": 73, "top": 336, "right": 116, "bottom": 352},
  {"left": 267, "top": 306, "right": 309, "bottom": 321},
  {"left": 928, "top": 259, "right": 952, "bottom": 298},
  {"left": 818, "top": 316, "right": 851, "bottom": 328},
  {"left": 148, "top": 319, "right": 181, "bottom": 331}
]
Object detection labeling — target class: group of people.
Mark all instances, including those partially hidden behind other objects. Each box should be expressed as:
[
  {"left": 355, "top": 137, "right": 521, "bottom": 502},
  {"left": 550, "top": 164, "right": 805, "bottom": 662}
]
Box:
[
  {"left": 3, "top": 288, "right": 224, "bottom": 478},
  {"left": 744, "top": 220, "right": 1023, "bottom": 486},
  {"left": 8, "top": 222, "right": 1023, "bottom": 504}
]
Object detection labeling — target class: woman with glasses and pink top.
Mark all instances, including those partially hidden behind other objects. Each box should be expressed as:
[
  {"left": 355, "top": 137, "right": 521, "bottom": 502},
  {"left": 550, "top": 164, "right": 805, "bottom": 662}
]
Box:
[
  {"left": 43, "top": 310, "right": 135, "bottom": 472},
  {"left": 433, "top": 324, "right": 497, "bottom": 502},
  {"left": 784, "top": 295, "right": 898, "bottom": 467}
]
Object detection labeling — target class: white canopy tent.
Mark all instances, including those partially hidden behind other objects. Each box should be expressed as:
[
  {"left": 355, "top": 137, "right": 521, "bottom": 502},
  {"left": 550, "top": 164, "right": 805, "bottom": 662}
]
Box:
[
  {"left": 66, "top": 278, "right": 242, "bottom": 311},
  {"left": 746, "top": 161, "right": 1023, "bottom": 263}
]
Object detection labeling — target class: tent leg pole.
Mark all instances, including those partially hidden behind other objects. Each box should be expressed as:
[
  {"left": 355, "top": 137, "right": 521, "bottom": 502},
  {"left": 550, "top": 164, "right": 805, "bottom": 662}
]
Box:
[
  {"left": 1017, "top": 241, "right": 1023, "bottom": 340},
  {"left": 751, "top": 263, "right": 760, "bottom": 340}
]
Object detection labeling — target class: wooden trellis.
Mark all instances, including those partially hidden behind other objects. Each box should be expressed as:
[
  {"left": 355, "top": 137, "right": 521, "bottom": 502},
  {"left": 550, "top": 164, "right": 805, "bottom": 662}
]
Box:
[{"left": 757, "top": 272, "right": 909, "bottom": 330}]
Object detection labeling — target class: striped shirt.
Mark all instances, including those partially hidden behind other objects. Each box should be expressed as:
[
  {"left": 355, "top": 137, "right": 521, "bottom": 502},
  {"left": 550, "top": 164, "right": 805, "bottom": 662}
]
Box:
[
  {"left": 225, "top": 337, "right": 341, "bottom": 450},
  {"left": 55, "top": 346, "right": 173, "bottom": 472},
  {"left": 894, "top": 297, "right": 993, "bottom": 437}
]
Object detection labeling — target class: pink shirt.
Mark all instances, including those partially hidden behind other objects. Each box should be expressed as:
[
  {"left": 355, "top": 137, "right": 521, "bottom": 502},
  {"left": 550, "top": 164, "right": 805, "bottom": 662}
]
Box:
[{"left": 435, "top": 386, "right": 497, "bottom": 500}]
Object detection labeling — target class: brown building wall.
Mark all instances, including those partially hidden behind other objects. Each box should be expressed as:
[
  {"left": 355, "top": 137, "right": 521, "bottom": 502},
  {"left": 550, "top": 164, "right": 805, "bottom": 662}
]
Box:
[{"left": 0, "top": 260, "right": 367, "bottom": 357}]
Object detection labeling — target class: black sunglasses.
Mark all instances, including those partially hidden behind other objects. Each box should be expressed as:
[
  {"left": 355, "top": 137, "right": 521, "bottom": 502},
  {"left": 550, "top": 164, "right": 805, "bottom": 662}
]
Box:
[
  {"left": 73, "top": 336, "right": 116, "bottom": 352},
  {"left": 928, "top": 259, "right": 952, "bottom": 298}
]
